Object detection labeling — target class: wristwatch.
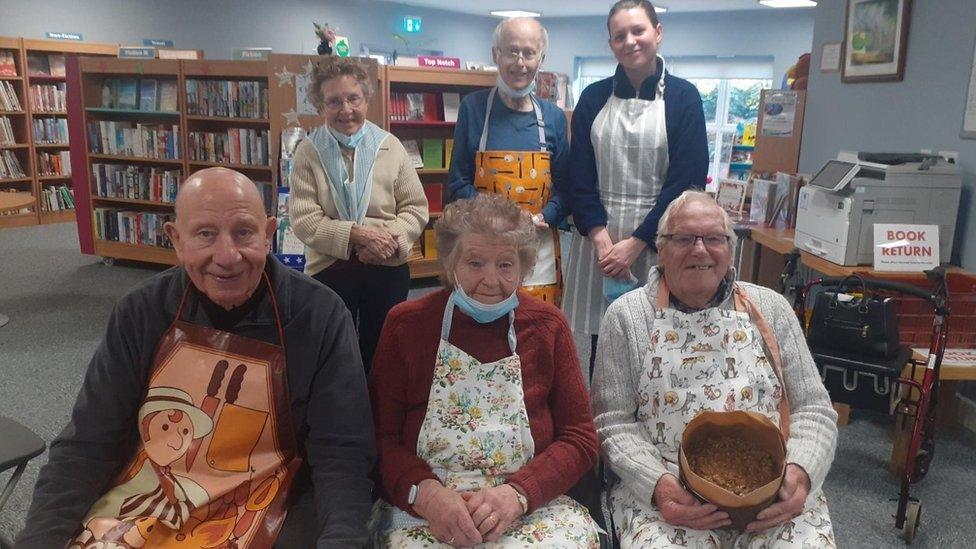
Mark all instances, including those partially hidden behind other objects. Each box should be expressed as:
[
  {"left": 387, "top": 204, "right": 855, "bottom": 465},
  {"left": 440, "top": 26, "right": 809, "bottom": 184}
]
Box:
[
  {"left": 408, "top": 483, "right": 420, "bottom": 506},
  {"left": 513, "top": 488, "right": 528, "bottom": 514}
]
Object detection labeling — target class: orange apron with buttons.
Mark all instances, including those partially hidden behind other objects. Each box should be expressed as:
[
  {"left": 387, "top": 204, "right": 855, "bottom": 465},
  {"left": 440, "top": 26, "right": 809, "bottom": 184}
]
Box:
[
  {"left": 70, "top": 272, "right": 301, "bottom": 549},
  {"left": 473, "top": 87, "right": 563, "bottom": 307}
]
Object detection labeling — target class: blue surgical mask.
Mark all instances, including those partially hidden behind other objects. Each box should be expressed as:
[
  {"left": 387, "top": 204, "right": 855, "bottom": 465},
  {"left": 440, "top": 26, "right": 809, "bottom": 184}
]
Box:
[
  {"left": 603, "top": 273, "right": 641, "bottom": 303},
  {"left": 452, "top": 277, "right": 520, "bottom": 324},
  {"left": 329, "top": 125, "right": 367, "bottom": 148},
  {"left": 496, "top": 75, "right": 536, "bottom": 99}
]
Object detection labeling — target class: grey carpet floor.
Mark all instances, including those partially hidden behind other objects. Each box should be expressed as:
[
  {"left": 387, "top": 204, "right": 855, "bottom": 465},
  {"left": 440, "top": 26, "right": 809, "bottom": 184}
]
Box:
[{"left": 1, "top": 223, "right": 974, "bottom": 547}]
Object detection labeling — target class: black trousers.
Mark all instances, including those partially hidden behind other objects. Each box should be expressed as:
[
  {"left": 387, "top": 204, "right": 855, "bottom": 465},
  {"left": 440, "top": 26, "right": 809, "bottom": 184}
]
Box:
[{"left": 312, "top": 258, "right": 410, "bottom": 373}]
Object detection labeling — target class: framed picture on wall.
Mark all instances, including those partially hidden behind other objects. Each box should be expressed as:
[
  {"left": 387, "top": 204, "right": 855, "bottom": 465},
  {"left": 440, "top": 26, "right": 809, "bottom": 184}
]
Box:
[{"left": 842, "top": 0, "right": 913, "bottom": 83}]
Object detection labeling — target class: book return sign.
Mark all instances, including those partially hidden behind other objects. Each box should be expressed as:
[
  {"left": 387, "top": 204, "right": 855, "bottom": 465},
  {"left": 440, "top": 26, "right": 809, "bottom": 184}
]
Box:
[{"left": 873, "top": 223, "right": 939, "bottom": 272}]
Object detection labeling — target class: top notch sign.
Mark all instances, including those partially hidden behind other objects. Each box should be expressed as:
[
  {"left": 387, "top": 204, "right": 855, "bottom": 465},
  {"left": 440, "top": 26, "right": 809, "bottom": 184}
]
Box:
[
  {"left": 873, "top": 224, "right": 940, "bottom": 272},
  {"left": 417, "top": 56, "right": 461, "bottom": 70}
]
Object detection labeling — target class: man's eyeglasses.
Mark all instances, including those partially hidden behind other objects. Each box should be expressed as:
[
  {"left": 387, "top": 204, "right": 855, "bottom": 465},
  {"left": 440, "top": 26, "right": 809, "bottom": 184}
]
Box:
[
  {"left": 661, "top": 234, "right": 731, "bottom": 249},
  {"left": 324, "top": 94, "right": 365, "bottom": 110},
  {"left": 499, "top": 48, "right": 540, "bottom": 63}
]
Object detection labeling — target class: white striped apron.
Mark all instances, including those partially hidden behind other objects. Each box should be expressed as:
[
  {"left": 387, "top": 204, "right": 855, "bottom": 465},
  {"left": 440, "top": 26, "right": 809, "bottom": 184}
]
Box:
[{"left": 562, "top": 63, "right": 669, "bottom": 376}]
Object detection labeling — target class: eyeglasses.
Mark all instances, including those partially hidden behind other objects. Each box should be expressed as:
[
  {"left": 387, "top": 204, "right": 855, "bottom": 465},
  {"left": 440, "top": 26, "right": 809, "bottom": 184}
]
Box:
[
  {"left": 324, "top": 94, "right": 365, "bottom": 110},
  {"left": 499, "top": 48, "right": 540, "bottom": 63},
  {"left": 662, "top": 234, "right": 731, "bottom": 249}
]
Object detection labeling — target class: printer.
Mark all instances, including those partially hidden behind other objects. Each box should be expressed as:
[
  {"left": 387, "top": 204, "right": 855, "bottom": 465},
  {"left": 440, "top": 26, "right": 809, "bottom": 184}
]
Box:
[{"left": 794, "top": 151, "right": 962, "bottom": 266}]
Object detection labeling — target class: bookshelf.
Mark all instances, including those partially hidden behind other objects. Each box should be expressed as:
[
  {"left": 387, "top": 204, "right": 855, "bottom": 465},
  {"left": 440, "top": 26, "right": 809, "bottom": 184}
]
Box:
[
  {"left": 22, "top": 38, "right": 116, "bottom": 226},
  {"left": 0, "top": 36, "right": 34, "bottom": 228},
  {"left": 74, "top": 57, "right": 182, "bottom": 264},
  {"left": 383, "top": 65, "right": 495, "bottom": 279}
]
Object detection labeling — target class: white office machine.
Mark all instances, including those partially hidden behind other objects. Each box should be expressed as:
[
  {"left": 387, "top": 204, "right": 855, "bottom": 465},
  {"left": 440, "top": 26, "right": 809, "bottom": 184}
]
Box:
[{"left": 794, "top": 152, "right": 962, "bottom": 266}]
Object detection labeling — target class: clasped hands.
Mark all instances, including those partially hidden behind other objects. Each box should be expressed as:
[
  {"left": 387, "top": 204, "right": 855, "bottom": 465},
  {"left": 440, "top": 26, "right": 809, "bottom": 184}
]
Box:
[
  {"left": 349, "top": 224, "right": 397, "bottom": 264},
  {"left": 588, "top": 226, "right": 645, "bottom": 280},
  {"left": 412, "top": 478, "right": 525, "bottom": 547},
  {"left": 653, "top": 464, "right": 811, "bottom": 533}
]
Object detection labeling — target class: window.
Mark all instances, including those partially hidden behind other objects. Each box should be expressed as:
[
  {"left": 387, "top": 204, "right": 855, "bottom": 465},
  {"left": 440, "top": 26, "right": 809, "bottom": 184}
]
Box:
[{"left": 571, "top": 55, "right": 773, "bottom": 188}]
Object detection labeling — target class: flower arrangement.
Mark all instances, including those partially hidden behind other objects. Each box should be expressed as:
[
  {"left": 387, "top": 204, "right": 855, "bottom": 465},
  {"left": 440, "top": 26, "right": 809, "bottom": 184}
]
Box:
[{"left": 313, "top": 22, "right": 337, "bottom": 55}]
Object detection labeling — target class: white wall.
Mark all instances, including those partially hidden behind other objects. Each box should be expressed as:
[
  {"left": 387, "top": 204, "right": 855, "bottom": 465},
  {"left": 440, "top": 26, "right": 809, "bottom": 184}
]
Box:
[
  {"left": 542, "top": 9, "right": 814, "bottom": 84},
  {"left": 800, "top": 0, "right": 976, "bottom": 269}
]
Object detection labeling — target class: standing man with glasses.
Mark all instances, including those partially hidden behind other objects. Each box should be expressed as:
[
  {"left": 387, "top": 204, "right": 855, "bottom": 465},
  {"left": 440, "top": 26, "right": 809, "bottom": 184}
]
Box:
[
  {"left": 290, "top": 57, "right": 429, "bottom": 372},
  {"left": 448, "top": 16, "right": 569, "bottom": 307}
]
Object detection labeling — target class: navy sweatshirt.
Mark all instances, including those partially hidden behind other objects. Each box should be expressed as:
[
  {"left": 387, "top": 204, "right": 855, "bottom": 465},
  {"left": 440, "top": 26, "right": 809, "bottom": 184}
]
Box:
[
  {"left": 568, "top": 63, "right": 709, "bottom": 249},
  {"left": 447, "top": 88, "right": 570, "bottom": 225}
]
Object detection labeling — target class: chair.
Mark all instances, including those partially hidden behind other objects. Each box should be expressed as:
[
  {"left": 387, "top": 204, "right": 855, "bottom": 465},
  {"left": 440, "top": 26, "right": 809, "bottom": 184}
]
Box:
[{"left": 0, "top": 417, "right": 45, "bottom": 549}]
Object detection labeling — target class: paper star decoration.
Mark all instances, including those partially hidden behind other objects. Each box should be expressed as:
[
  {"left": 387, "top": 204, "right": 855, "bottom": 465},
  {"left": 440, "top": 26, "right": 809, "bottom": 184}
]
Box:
[
  {"left": 304, "top": 60, "right": 316, "bottom": 76},
  {"left": 282, "top": 109, "right": 301, "bottom": 126},
  {"left": 275, "top": 67, "right": 296, "bottom": 87}
]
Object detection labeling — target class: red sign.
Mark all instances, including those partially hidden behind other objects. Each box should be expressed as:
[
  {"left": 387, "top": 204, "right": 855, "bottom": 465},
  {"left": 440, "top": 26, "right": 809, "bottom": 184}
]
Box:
[{"left": 418, "top": 56, "right": 461, "bottom": 70}]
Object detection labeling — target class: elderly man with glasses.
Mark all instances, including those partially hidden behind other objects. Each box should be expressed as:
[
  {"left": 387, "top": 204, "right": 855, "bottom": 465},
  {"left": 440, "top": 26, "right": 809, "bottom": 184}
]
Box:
[
  {"left": 447, "top": 16, "right": 569, "bottom": 308},
  {"left": 591, "top": 190, "right": 839, "bottom": 548}
]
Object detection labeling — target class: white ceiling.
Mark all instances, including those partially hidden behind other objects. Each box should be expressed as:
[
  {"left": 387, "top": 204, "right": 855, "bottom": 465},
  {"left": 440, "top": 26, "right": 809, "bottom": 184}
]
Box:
[{"left": 394, "top": 0, "right": 807, "bottom": 18}]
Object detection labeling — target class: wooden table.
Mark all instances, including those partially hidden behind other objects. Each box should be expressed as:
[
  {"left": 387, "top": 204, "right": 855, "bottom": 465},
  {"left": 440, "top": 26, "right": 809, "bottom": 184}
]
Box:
[
  {"left": 0, "top": 191, "right": 33, "bottom": 214},
  {"left": 0, "top": 192, "right": 34, "bottom": 328}
]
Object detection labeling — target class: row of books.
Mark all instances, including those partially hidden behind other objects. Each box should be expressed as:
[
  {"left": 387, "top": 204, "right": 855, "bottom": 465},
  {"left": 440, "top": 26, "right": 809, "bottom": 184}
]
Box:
[
  {"left": 30, "top": 83, "right": 66, "bottom": 113},
  {"left": 87, "top": 121, "right": 181, "bottom": 160},
  {"left": 101, "top": 78, "right": 179, "bottom": 112},
  {"left": 39, "top": 185, "right": 75, "bottom": 212},
  {"left": 0, "top": 51, "right": 17, "bottom": 77},
  {"left": 0, "top": 116, "right": 16, "bottom": 145},
  {"left": 185, "top": 79, "right": 268, "bottom": 119},
  {"left": 26, "top": 53, "right": 67, "bottom": 78},
  {"left": 36, "top": 151, "right": 71, "bottom": 176},
  {"left": 389, "top": 92, "right": 460, "bottom": 122},
  {"left": 187, "top": 129, "right": 269, "bottom": 166},
  {"left": 403, "top": 138, "right": 454, "bottom": 170},
  {"left": 0, "top": 150, "right": 27, "bottom": 179},
  {"left": 92, "top": 163, "right": 181, "bottom": 204},
  {"left": 33, "top": 116, "right": 69, "bottom": 144},
  {"left": 0, "top": 81, "right": 23, "bottom": 111},
  {"left": 94, "top": 208, "right": 175, "bottom": 248}
]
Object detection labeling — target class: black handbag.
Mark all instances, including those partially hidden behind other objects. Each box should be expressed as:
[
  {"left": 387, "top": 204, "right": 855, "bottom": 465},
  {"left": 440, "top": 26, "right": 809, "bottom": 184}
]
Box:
[{"left": 807, "top": 275, "right": 901, "bottom": 359}]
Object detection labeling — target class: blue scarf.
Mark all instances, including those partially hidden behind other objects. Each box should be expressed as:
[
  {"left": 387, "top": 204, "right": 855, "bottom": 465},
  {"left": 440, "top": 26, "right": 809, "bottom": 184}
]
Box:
[{"left": 309, "top": 120, "right": 387, "bottom": 223}]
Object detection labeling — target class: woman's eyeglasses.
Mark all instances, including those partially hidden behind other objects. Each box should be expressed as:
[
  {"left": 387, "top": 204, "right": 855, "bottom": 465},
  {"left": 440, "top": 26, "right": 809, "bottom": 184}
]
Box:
[
  {"left": 324, "top": 94, "right": 365, "bottom": 110},
  {"left": 662, "top": 234, "right": 731, "bottom": 249}
]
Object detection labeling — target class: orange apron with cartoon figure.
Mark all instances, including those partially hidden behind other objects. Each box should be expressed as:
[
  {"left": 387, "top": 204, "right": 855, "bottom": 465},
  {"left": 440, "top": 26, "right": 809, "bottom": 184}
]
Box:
[
  {"left": 473, "top": 88, "right": 563, "bottom": 306},
  {"left": 71, "top": 272, "right": 301, "bottom": 549}
]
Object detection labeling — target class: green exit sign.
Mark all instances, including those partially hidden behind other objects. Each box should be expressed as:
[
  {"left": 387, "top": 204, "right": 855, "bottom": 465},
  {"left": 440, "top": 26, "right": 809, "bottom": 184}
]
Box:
[{"left": 403, "top": 16, "right": 422, "bottom": 33}]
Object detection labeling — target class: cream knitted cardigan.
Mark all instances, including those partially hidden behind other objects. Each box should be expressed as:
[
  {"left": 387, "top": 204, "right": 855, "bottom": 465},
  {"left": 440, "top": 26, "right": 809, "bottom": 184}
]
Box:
[
  {"left": 289, "top": 134, "right": 429, "bottom": 276},
  {"left": 592, "top": 269, "right": 838, "bottom": 507}
]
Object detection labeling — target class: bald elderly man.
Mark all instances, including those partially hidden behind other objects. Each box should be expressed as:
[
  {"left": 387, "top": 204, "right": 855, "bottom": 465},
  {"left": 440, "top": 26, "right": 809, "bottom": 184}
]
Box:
[
  {"left": 447, "top": 16, "right": 569, "bottom": 306},
  {"left": 17, "top": 168, "right": 375, "bottom": 548}
]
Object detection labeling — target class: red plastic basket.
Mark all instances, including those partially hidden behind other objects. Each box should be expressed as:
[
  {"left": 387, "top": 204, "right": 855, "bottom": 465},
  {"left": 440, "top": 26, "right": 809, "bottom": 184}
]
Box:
[{"left": 861, "top": 272, "right": 976, "bottom": 349}]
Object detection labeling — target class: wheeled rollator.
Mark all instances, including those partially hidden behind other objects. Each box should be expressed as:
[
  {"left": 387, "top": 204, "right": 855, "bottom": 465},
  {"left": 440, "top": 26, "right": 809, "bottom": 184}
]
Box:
[{"left": 796, "top": 267, "right": 950, "bottom": 544}]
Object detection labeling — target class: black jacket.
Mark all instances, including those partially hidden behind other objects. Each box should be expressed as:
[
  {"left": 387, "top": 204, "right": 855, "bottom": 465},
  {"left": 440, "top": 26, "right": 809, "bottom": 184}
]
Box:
[{"left": 16, "top": 256, "right": 375, "bottom": 548}]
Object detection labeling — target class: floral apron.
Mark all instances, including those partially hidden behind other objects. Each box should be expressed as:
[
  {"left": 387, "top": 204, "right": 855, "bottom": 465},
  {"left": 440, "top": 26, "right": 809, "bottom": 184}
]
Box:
[
  {"left": 373, "top": 295, "right": 599, "bottom": 548},
  {"left": 608, "top": 277, "right": 836, "bottom": 548},
  {"left": 474, "top": 87, "right": 562, "bottom": 307},
  {"left": 71, "top": 273, "right": 301, "bottom": 549}
]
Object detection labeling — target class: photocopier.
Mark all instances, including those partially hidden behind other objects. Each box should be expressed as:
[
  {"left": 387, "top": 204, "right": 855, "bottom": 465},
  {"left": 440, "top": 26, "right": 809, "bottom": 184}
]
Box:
[{"left": 794, "top": 151, "right": 962, "bottom": 266}]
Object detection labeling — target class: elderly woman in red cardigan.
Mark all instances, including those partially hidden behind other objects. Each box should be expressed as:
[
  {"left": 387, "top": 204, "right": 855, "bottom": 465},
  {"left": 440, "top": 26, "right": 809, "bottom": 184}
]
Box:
[{"left": 369, "top": 194, "right": 600, "bottom": 548}]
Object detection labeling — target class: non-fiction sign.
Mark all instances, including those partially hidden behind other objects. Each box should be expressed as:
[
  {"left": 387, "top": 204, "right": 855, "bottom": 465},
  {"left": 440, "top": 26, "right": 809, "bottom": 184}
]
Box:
[
  {"left": 418, "top": 56, "right": 461, "bottom": 70},
  {"left": 143, "top": 38, "right": 174, "bottom": 48},
  {"left": 46, "top": 32, "right": 83, "bottom": 41},
  {"left": 118, "top": 47, "right": 157, "bottom": 59},
  {"left": 873, "top": 224, "right": 939, "bottom": 272}
]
